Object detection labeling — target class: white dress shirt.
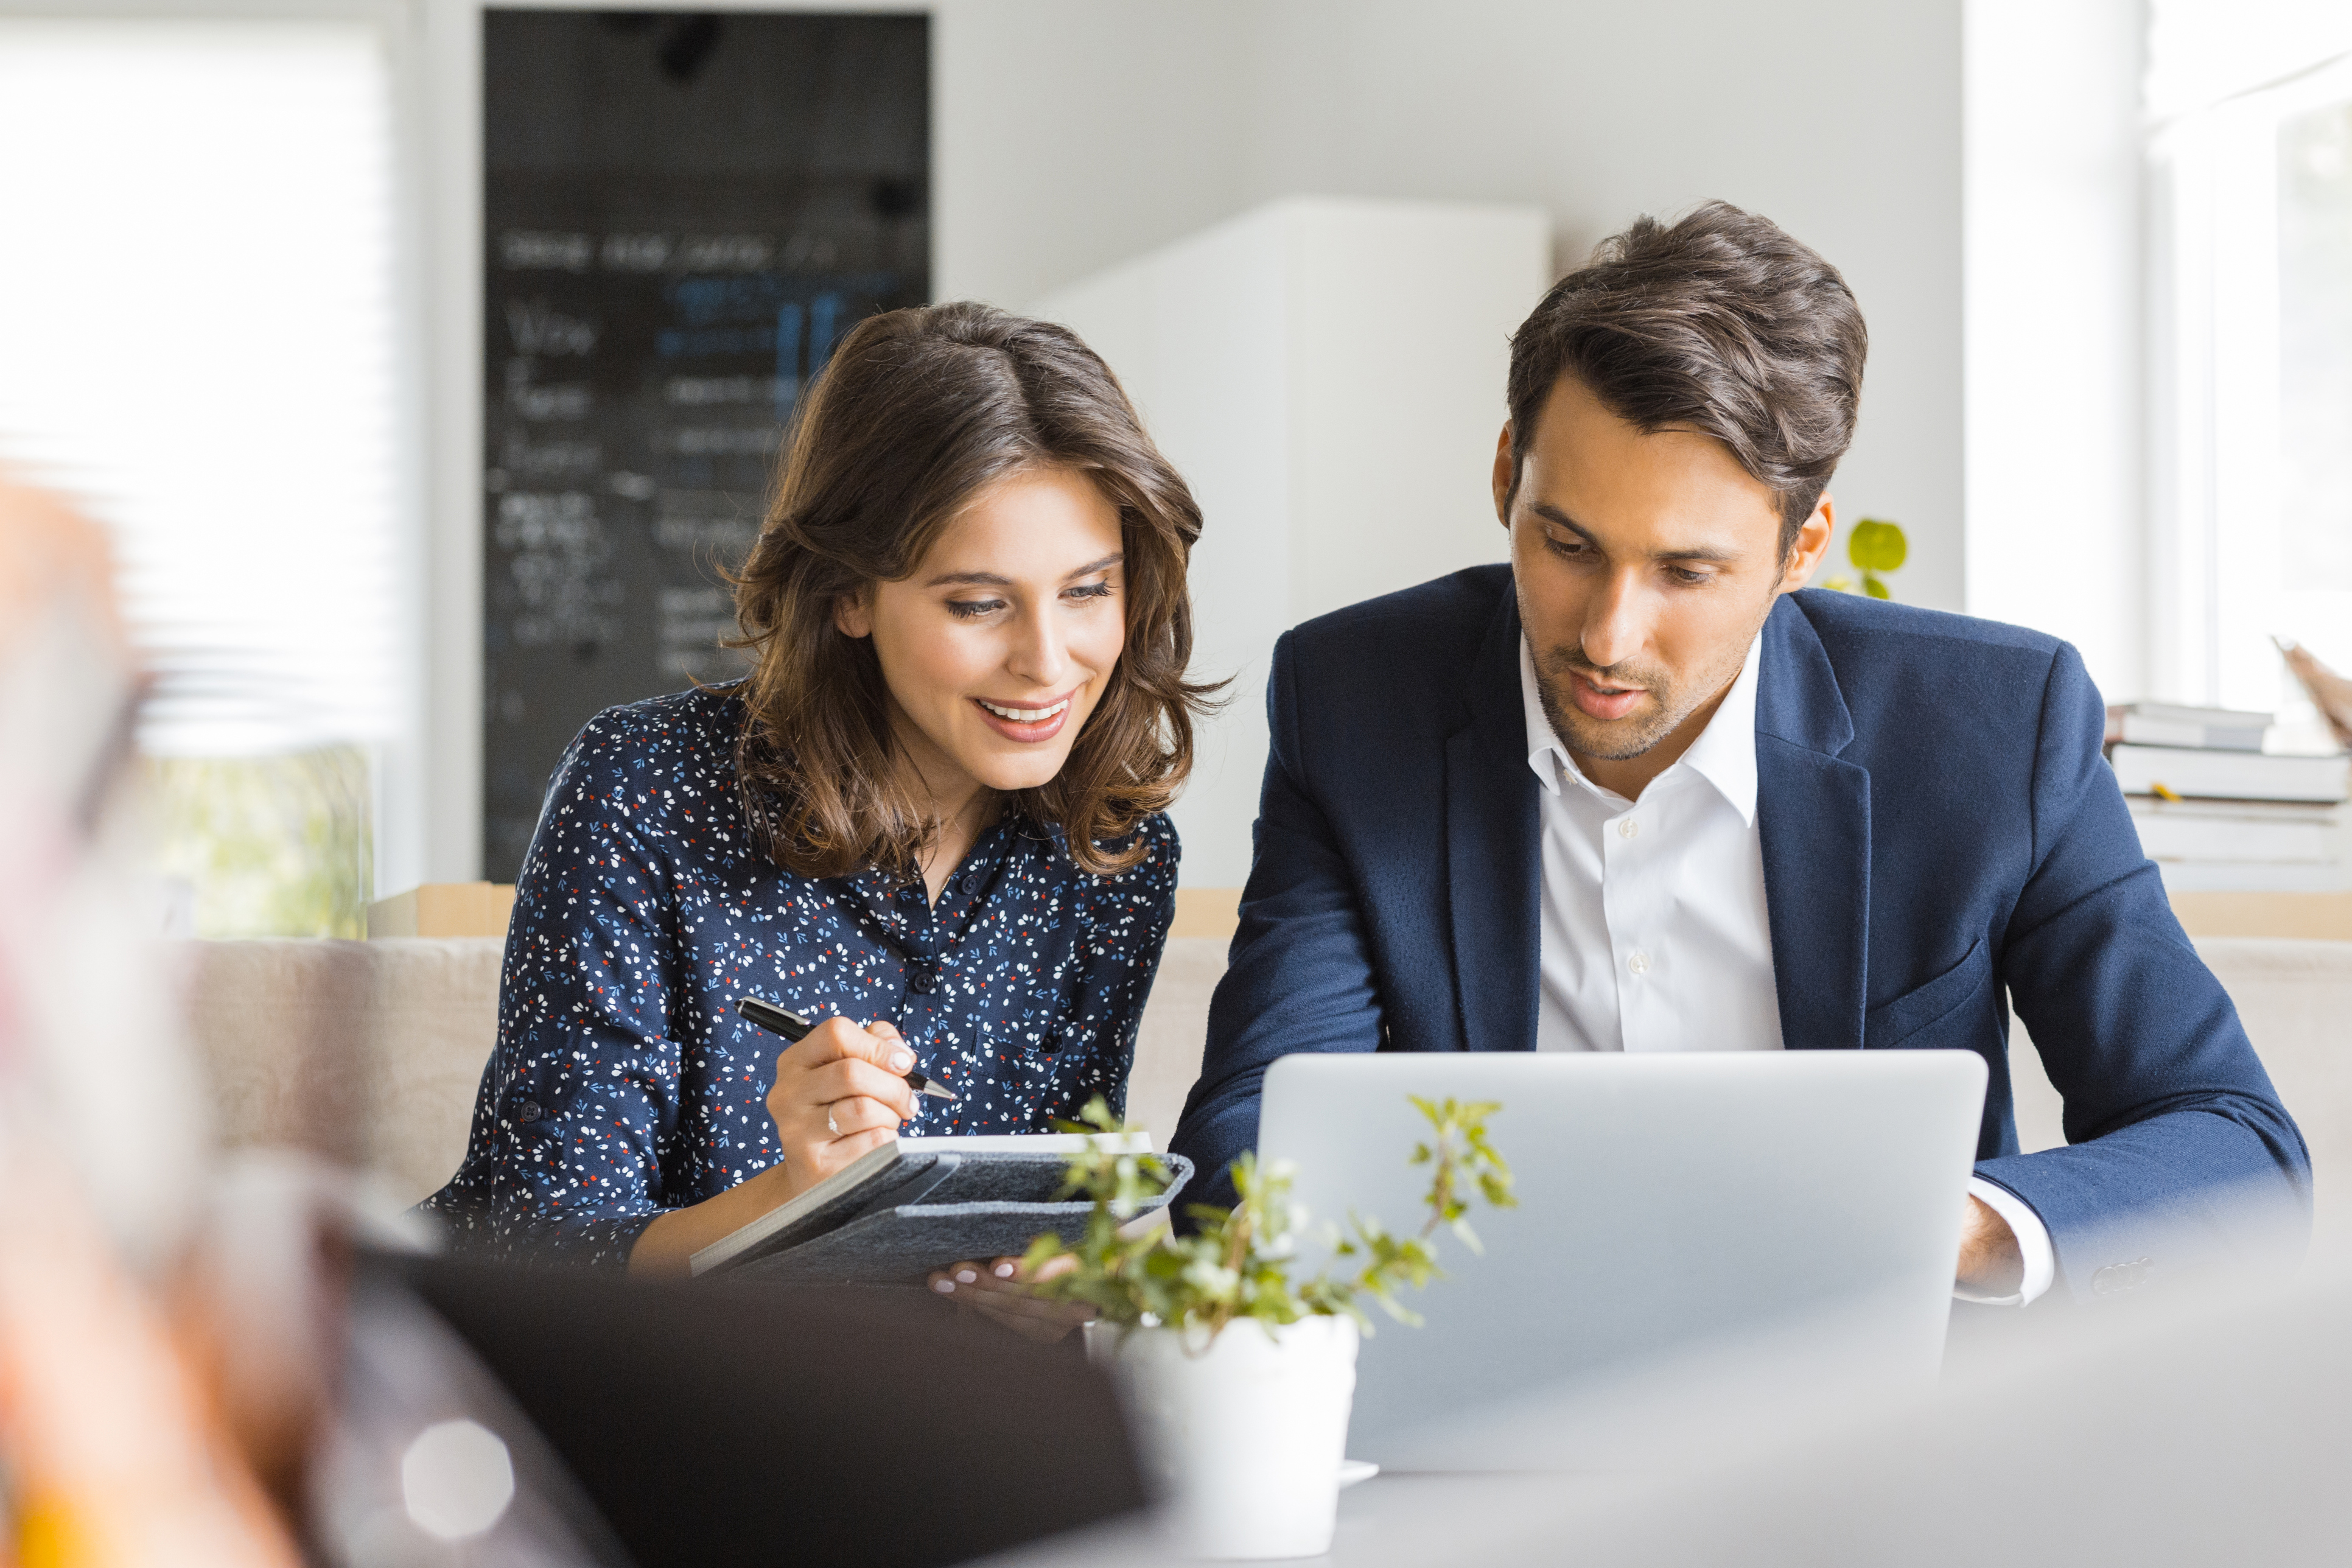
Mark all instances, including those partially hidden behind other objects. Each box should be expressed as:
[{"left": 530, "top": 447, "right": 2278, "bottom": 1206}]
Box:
[{"left": 1519, "top": 634, "right": 2055, "bottom": 1306}]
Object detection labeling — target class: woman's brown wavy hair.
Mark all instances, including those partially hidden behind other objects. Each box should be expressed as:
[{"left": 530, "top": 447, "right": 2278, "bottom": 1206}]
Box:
[{"left": 729, "top": 301, "right": 1218, "bottom": 881}]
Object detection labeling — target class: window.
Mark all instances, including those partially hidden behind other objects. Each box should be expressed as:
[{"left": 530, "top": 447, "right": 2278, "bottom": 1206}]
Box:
[
  {"left": 2279, "top": 102, "right": 2352, "bottom": 603},
  {"left": 2147, "top": 5, "right": 2352, "bottom": 745},
  {"left": 0, "top": 18, "right": 408, "bottom": 934}
]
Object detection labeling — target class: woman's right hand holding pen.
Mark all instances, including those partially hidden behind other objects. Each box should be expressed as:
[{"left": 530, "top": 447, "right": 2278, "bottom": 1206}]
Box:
[
  {"left": 765, "top": 1016, "right": 919, "bottom": 1197},
  {"left": 629, "top": 1015, "right": 914, "bottom": 1275}
]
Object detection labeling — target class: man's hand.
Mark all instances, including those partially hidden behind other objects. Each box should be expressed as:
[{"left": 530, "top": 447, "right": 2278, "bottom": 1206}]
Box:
[
  {"left": 927, "top": 1253, "right": 1098, "bottom": 1344},
  {"left": 1956, "top": 1193, "right": 2024, "bottom": 1295},
  {"left": 765, "top": 1017, "right": 920, "bottom": 1202}
]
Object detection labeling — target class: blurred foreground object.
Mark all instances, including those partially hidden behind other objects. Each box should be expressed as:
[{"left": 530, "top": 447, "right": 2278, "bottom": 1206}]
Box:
[
  {"left": 985, "top": 1193, "right": 2340, "bottom": 1567},
  {"left": 2277, "top": 636, "right": 2352, "bottom": 749},
  {"left": 394, "top": 1254, "right": 1147, "bottom": 1568},
  {"left": 0, "top": 475, "right": 626, "bottom": 1565},
  {"left": 0, "top": 473, "right": 299, "bottom": 1561},
  {"left": 0, "top": 469, "right": 208, "bottom": 1258}
]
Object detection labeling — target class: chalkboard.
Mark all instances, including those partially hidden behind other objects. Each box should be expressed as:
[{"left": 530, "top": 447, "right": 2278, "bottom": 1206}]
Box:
[{"left": 482, "top": 9, "right": 929, "bottom": 880}]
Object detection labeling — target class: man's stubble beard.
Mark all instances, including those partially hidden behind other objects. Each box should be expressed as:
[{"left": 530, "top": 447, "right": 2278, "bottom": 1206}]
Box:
[
  {"left": 1529, "top": 595, "right": 1779, "bottom": 766},
  {"left": 1532, "top": 652, "right": 1686, "bottom": 763}
]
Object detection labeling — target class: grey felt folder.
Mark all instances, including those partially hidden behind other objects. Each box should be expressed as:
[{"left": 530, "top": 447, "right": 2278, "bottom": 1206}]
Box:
[{"left": 688, "top": 1135, "right": 1195, "bottom": 1287}]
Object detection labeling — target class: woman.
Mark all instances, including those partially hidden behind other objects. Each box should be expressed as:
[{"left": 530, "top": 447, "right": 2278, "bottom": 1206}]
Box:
[{"left": 424, "top": 303, "right": 1215, "bottom": 1286}]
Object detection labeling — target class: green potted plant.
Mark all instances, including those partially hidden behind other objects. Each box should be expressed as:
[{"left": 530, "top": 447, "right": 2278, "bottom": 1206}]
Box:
[
  {"left": 1819, "top": 516, "right": 1907, "bottom": 598},
  {"left": 1021, "top": 1097, "right": 1515, "bottom": 1559}
]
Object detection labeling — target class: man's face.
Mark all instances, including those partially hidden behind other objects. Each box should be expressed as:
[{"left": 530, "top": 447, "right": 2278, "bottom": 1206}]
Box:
[{"left": 1496, "top": 376, "right": 1831, "bottom": 784}]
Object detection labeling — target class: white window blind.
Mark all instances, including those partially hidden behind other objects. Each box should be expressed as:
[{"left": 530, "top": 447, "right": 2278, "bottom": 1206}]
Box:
[{"left": 0, "top": 18, "right": 404, "bottom": 759}]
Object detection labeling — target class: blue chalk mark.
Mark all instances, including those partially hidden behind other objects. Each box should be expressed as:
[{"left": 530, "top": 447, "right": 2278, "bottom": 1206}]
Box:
[
  {"left": 775, "top": 303, "right": 804, "bottom": 422},
  {"left": 810, "top": 293, "right": 842, "bottom": 375}
]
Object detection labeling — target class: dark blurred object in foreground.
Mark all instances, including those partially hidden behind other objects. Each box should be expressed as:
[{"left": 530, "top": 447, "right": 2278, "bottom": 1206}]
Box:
[{"left": 382, "top": 1252, "right": 1146, "bottom": 1568}]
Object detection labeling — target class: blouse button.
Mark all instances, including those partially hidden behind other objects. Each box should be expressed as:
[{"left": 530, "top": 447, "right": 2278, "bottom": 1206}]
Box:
[
  {"left": 909, "top": 961, "right": 940, "bottom": 995},
  {"left": 518, "top": 1101, "right": 542, "bottom": 1124}
]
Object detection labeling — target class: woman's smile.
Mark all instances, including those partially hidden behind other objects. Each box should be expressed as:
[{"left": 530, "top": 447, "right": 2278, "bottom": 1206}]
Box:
[{"left": 972, "top": 688, "right": 1080, "bottom": 742}]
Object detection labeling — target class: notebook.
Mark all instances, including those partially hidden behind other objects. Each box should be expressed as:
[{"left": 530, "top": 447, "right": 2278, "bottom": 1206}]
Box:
[{"left": 687, "top": 1132, "right": 1192, "bottom": 1286}]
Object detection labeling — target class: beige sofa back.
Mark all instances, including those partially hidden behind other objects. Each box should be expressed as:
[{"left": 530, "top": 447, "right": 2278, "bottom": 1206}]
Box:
[
  {"left": 184, "top": 937, "right": 506, "bottom": 1202},
  {"left": 181, "top": 935, "right": 1222, "bottom": 1206},
  {"left": 184, "top": 935, "right": 2349, "bottom": 1219}
]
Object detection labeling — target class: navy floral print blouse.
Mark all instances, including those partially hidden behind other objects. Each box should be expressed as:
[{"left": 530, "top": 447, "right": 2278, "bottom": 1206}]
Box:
[{"left": 420, "top": 685, "right": 1179, "bottom": 1267}]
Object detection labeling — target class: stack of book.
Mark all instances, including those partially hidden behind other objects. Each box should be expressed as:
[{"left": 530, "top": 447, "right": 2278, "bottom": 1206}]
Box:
[{"left": 2105, "top": 702, "right": 2350, "bottom": 891}]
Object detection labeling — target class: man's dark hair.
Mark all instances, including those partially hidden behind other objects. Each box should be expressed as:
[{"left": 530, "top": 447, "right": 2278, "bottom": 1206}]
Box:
[{"left": 1505, "top": 200, "right": 1867, "bottom": 560}]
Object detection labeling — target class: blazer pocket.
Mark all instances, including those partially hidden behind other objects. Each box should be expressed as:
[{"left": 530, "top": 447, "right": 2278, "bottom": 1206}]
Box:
[{"left": 1864, "top": 936, "right": 1993, "bottom": 1051}]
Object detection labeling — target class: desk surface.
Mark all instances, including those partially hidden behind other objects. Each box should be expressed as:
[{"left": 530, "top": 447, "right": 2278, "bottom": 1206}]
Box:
[{"left": 978, "top": 1472, "right": 1597, "bottom": 1567}]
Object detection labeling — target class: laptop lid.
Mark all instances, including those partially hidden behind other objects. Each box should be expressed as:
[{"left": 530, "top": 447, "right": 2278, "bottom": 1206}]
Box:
[{"left": 1259, "top": 1050, "right": 1987, "bottom": 1469}]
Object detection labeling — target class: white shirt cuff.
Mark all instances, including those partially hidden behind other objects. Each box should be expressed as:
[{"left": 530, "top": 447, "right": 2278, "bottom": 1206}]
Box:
[{"left": 1953, "top": 1177, "right": 2056, "bottom": 1307}]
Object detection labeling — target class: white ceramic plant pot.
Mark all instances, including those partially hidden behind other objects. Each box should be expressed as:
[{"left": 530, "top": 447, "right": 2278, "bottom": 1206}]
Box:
[{"left": 1086, "top": 1314, "right": 1360, "bottom": 1560}]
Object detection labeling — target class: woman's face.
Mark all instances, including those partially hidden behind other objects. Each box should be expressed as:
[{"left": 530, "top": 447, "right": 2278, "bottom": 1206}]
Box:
[{"left": 836, "top": 465, "right": 1128, "bottom": 807}]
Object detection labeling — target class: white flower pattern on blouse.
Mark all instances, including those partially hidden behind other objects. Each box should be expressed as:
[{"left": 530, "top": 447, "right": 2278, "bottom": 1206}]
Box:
[{"left": 419, "top": 684, "right": 1179, "bottom": 1267}]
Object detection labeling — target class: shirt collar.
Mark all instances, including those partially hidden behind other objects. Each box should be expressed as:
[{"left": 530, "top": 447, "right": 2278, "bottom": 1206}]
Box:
[{"left": 1518, "top": 630, "right": 1764, "bottom": 824}]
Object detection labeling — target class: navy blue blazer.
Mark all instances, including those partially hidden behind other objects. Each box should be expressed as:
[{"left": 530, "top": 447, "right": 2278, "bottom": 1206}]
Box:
[{"left": 1169, "top": 566, "right": 2309, "bottom": 1303}]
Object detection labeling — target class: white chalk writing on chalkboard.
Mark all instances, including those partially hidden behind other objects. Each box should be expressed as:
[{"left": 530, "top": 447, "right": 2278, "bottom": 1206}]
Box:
[
  {"left": 506, "top": 360, "right": 592, "bottom": 422},
  {"left": 664, "top": 375, "right": 788, "bottom": 407},
  {"left": 506, "top": 299, "right": 598, "bottom": 356},
  {"left": 603, "top": 233, "right": 671, "bottom": 271},
  {"left": 496, "top": 491, "right": 621, "bottom": 649},
  {"left": 654, "top": 517, "right": 759, "bottom": 558},
  {"left": 500, "top": 231, "right": 592, "bottom": 271},
  {"left": 675, "top": 234, "right": 774, "bottom": 271},
  {"left": 657, "top": 587, "right": 737, "bottom": 648},
  {"left": 662, "top": 427, "right": 777, "bottom": 457},
  {"left": 494, "top": 490, "right": 598, "bottom": 546},
  {"left": 486, "top": 435, "right": 601, "bottom": 495},
  {"left": 658, "top": 586, "right": 747, "bottom": 681}
]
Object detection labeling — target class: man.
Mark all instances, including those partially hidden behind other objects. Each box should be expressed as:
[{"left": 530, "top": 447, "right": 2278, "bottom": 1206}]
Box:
[{"left": 1169, "top": 202, "right": 2306, "bottom": 1304}]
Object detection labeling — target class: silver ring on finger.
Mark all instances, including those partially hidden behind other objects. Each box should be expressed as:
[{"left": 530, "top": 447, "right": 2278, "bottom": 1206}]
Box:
[{"left": 826, "top": 1105, "right": 839, "bottom": 1135}]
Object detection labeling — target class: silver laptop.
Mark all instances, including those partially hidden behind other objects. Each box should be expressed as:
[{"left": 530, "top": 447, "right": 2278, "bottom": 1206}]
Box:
[{"left": 1259, "top": 1051, "right": 1987, "bottom": 1469}]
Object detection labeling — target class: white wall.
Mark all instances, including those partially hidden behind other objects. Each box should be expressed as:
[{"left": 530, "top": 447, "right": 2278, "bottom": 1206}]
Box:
[
  {"left": 948, "top": 0, "right": 1972, "bottom": 610},
  {"left": 1237, "top": 0, "right": 1969, "bottom": 614},
  {"left": 1962, "top": 0, "right": 2146, "bottom": 703},
  {"left": 934, "top": 0, "right": 1255, "bottom": 307},
  {"left": 1037, "top": 198, "right": 1550, "bottom": 886}
]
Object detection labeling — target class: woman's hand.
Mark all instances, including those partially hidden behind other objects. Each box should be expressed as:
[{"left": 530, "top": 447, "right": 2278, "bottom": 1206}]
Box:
[
  {"left": 631, "top": 1014, "right": 917, "bottom": 1275},
  {"left": 927, "top": 1253, "right": 1098, "bottom": 1344},
  {"left": 766, "top": 1017, "right": 920, "bottom": 1202}
]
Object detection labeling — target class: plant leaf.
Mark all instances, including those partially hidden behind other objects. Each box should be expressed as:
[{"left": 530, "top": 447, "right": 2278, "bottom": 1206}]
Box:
[{"left": 1847, "top": 518, "right": 1908, "bottom": 573}]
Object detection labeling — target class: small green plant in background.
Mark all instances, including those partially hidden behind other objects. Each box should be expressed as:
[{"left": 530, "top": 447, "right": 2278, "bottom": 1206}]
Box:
[
  {"left": 1820, "top": 517, "right": 1908, "bottom": 600},
  {"left": 1022, "top": 1094, "right": 1517, "bottom": 1345}
]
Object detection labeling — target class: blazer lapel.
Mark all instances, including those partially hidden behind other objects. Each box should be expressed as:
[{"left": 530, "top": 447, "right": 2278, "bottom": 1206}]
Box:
[
  {"left": 1444, "top": 590, "right": 1541, "bottom": 1053},
  {"left": 1755, "top": 597, "right": 1872, "bottom": 1051}
]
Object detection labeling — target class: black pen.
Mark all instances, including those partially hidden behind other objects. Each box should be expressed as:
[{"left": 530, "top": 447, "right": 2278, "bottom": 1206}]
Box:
[{"left": 735, "top": 995, "right": 959, "bottom": 1103}]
